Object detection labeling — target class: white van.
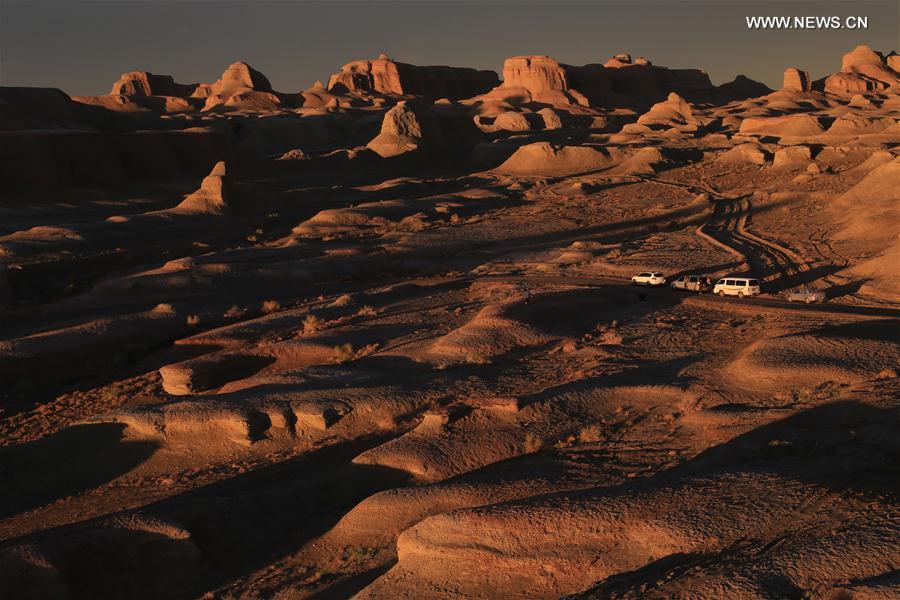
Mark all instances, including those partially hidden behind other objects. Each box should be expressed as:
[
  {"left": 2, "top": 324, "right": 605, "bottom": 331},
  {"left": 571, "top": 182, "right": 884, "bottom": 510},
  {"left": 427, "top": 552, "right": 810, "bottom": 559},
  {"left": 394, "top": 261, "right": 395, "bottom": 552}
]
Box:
[{"left": 713, "top": 277, "right": 760, "bottom": 298}]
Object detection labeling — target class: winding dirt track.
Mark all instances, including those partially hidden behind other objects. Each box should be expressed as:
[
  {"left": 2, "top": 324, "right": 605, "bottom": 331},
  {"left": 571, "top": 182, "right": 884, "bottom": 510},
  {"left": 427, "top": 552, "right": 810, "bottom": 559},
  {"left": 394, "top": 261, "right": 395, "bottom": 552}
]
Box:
[
  {"left": 700, "top": 196, "right": 811, "bottom": 292},
  {"left": 647, "top": 173, "right": 812, "bottom": 293}
]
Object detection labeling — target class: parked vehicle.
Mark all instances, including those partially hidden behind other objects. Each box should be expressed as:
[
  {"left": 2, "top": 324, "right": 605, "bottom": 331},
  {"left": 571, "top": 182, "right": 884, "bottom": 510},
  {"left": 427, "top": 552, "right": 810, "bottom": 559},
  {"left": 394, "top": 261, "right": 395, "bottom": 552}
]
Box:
[
  {"left": 670, "top": 274, "right": 713, "bottom": 293},
  {"left": 713, "top": 277, "right": 761, "bottom": 298},
  {"left": 786, "top": 287, "right": 826, "bottom": 304},
  {"left": 631, "top": 272, "right": 666, "bottom": 286}
]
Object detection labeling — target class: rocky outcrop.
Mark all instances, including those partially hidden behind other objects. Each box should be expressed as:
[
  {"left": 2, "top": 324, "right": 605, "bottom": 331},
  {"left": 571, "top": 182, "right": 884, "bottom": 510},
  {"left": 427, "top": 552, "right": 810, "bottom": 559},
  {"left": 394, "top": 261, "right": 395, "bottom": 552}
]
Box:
[
  {"left": 0, "top": 87, "right": 94, "bottom": 130},
  {"left": 328, "top": 54, "right": 499, "bottom": 99},
  {"left": 600, "top": 54, "right": 713, "bottom": 104},
  {"left": 824, "top": 45, "right": 899, "bottom": 95},
  {"left": 367, "top": 101, "right": 444, "bottom": 158},
  {"left": 366, "top": 101, "right": 479, "bottom": 160},
  {"left": 0, "top": 128, "right": 235, "bottom": 186},
  {"left": 502, "top": 56, "right": 569, "bottom": 94},
  {"left": 110, "top": 71, "right": 197, "bottom": 97},
  {"left": 202, "top": 62, "right": 282, "bottom": 111},
  {"left": 171, "top": 162, "right": 236, "bottom": 214},
  {"left": 81, "top": 63, "right": 282, "bottom": 114},
  {"left": 479, "top": 53, "right": 714, "bottom": 109},
  {"left": 637, "top": 92, "right": 697, "bottom": 129},
  {"left": 888, "top": 53, "right": 900, "bottom": 72},
  {"left": 783, "top": 68, "right": 811, "bottom": 92},
  {"left": 714, "top": 75, "right": 772, "bottom": 101}
]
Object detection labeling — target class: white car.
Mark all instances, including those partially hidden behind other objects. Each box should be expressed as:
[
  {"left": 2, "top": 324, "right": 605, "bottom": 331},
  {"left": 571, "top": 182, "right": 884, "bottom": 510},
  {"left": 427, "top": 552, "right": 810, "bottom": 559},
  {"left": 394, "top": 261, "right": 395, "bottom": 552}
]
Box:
[
  {"left": 713, "top": 277, "right": 761, "bottom": 298},
  {"left": 631, "top": 272, "right": 666, "bottom": 286}
]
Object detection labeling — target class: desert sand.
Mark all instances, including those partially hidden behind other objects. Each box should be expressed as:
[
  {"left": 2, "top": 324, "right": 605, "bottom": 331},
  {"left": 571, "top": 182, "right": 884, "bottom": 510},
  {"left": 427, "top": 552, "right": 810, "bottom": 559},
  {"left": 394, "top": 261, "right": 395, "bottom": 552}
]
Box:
[{"left": 1, "top": 45, "right": 899, "bottom": 599}]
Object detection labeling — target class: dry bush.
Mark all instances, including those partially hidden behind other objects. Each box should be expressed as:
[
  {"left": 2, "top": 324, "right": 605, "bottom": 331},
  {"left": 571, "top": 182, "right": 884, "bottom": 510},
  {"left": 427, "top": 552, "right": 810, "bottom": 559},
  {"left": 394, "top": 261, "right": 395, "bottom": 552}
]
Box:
[
  {"left": 302, "top": 314, "right": 323, "bottom": 335},
  {"left": 224, "top": 305, "right": 247, "bottom": 319},
  {"left": 465, "top": 350, "right": 491, "bottom": 365},
  {"left": 876, "top": 367, "right": 897, "bottom": 379},
  {"left": 186, "top": 314, "right": 201, "bottom": 327},
  {"left": 330, "top": 293, "right": 354, "bottom": 307},
  {"left": 261, "top": 299, "right": 281, "bottom": 314},
  {"left": 356, "top": 305, "right": 378, "bottom": 317},
  {"left": 331, "top": 343, "right": 356, "bottom": 364},
  {"left": 578, "top": 423, "right": 604, "bottom": 444},
  {"left": 598, "top": 328, "right": 623, "bottom": 345},
  {"left": 523, "top": 432, "right": 544, "bottom": 454},
  {"left": 153, "top": 303, "right": 175, "bottom": 314}
]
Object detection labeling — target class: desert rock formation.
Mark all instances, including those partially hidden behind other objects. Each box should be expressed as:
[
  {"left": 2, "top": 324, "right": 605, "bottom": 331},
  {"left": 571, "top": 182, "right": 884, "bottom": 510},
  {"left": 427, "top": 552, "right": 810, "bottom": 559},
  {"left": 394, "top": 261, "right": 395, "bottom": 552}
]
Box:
[
  {"left": 328, "top": 53, "right": 499, "bottom": 99},
  {"left": 824, "top": 44, "right": 900, "bottom": 94},
  {"left": 783, "top": 68, "right": 811, "bottom": 92},
  {"left": 1, "top": 43, "right": 899, "bottom": 600}
]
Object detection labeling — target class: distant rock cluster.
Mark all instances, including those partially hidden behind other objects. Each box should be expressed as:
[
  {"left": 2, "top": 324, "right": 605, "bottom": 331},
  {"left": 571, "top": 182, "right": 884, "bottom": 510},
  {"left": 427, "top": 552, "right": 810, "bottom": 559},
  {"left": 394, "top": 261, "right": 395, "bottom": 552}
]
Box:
[{"left": 327, "top": 53, "right": 499, "bottom": 99}]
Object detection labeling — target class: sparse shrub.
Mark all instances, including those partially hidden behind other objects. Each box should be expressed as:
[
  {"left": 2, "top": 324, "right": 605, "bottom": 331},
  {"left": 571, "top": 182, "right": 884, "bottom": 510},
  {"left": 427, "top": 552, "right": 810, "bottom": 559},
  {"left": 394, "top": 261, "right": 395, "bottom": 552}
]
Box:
[
  {"left": 224, "top": 305, "right": 247, "bottom": 319},
  {"left": 356, "top": 342, "right": 380, "bottom": 358},
  {"left": 876, "top": 367, "right": 897, "bottom": 380},
  {"left": 766, "top": 438, "right": 797, "bottom": 458},
  {"left": 261, "top": 299, "right": 281, "bottom": 314},
  {"left": 578, "top": 424, "right": 604, "bottom": 444},
  {"left": 356, "top": 305, "right": 378, "bottom": 317},
  {"left": 267, "top": 212, "right": 280, "bottom": 219},
  {"left": 465, "top": 350, "right": 491, "bottom": 365},
  {"left": 186, "top": 314, "right": 201, "bottom": 327},
  {"left": 344, "top": 545, "right": 376, "bottom": 563},
  {"left": 302, "top": 314, "right": 323, "bottom": 335},
  {"left": 330, "top": 293, "right": 354, "bottom": 307},
  {"left": 246, "top": 234, "right": 258, "bottom": 243},
  {"left": 790, "top": 387, "right": 814, "bottom": 404},
  {"left": 523, "top": 432, "right": 544, "bottom": 453},
  {"left": 607, "top": 248, "right": 622, "bottom": 259},
  {"left": 331, "top": 343, "right": 355, "bottom": 364},
  {"left": 450, "top": 213, "right": 461, "bottom": 224},
  {"left": 598, "top": 328, "right": 623, "bottom": 345}
]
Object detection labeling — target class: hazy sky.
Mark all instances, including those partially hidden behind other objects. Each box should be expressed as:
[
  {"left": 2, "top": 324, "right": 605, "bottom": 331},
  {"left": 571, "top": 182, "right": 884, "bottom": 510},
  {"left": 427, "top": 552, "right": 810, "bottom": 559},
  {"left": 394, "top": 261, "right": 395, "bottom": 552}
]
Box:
[{"left": 1, "top": 1, "right": 897, "bottom": 95}]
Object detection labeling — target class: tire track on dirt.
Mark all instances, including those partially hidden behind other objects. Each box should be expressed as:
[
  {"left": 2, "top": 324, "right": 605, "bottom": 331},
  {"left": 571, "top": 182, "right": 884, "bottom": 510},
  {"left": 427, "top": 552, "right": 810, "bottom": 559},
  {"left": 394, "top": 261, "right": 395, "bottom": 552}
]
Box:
[{"left": 670, "top": 176, "right": 812, "bottom": 292}]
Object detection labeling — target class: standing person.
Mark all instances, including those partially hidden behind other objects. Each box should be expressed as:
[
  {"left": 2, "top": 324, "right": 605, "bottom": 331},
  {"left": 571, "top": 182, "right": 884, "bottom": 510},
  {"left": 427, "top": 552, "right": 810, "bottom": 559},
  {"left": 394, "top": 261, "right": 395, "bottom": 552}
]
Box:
[{"left": 521, "top": 282, "right": 532, "bottom": 306}]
